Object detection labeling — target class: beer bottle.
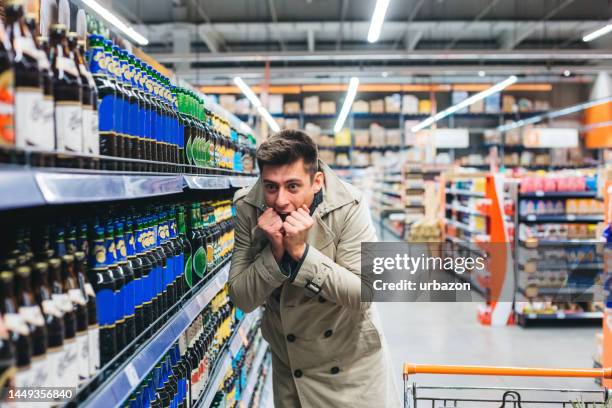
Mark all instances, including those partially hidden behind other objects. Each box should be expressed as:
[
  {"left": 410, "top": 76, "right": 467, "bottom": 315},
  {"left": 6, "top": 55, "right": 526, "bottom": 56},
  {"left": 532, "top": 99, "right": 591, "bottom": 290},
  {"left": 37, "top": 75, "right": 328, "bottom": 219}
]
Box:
[
  {"left": 50, "top": 228, "right": 79, "bottom": 389},
  {"left": 168, "top": 206, "right": 184, "bottom": 300},
  {"left": 14, "top": 265, "right": 47, "bottom": 387},
  {"left": 119, "top": 50, "right": 138, "bottom": 166},
  {"left": 0, "top": 270, "right": 31, "bottom": 388},
  {"left": 144, "top": 215, "right": 160, "bottom": 325},
  {"left": 114, "top": 221, "right": 135, "bottom": 346},
  {"left": 187, "top": 203, "right": 204, "bottom": 287},
  {"left": 35, "top": 36, "right": 56, "bottom": 163},
  {"left": 177, "top": 205, "right": 191, "bottom": 295},
  {"left": 125, "top": 217, "right": 144, "bottom": 336},
  {"left": 160, "top": 210, "right": 176, "bottom": 309},
  {"left": 151, "top": 212, "right": 169, "bottom": 319},
  {"left": 128, "top": 55, "right": 145, "bottom": 168},
  {"left": 88, "top": 34, "right": 117, "bottom": 160},
  {"left": 0, "top": 313, "right": 16, "bottom": 403},
  {"left": 87, "top": 224, "right": 115, "bottom": 366},
  {"left": 6, "top": 2, "right": 50, "bottom": 154},
  {"left": 135, "top": 216, "right": 153, "bottom": 331},
  {"left": 69, "top": 33, "right": 98, "bottom": 159},
  {"left": 31, "top": 261, "right": 64, "bottom": 389},
  {"left": 108, "top": 44, "right": 125, "bottom": 161},
  {"left": 104, "top": 221, "right": 126, "bottom": 354},
  {"left": 136, "top": 59, "right": 152, "bottom": 164},
  {"left": 50, "top": 24, "right": 82, "bottom": 155}
]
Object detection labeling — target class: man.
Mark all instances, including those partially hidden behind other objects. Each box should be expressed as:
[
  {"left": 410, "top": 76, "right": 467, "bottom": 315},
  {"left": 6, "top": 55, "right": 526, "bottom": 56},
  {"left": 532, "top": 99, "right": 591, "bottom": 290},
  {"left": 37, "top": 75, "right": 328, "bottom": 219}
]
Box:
[{"left": 229, "top": 130, "right": 399, "bottom": 408}]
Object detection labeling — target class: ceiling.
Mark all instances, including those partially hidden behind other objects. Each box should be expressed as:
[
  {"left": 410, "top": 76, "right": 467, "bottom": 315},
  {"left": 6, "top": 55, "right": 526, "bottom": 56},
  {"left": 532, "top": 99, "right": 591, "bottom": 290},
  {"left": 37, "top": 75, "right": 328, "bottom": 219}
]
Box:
[{"left": 112, "top": 0, "right": 612, "bottom": 85}]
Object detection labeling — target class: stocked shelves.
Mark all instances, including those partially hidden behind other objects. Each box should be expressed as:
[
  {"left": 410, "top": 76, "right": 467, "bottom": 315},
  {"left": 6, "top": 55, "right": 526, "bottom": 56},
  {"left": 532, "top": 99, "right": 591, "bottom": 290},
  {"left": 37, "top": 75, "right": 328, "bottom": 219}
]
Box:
[
  {"left": 445, "top": 204, "right": 488, "bottom": 217},
  {"left": 519, "top": 191, "right": 599, "bottom": 199},
  {"left": 196, "top": 350, "right": 233, "bottom": 408},
  {"left": 519, "top": 214, "right": 603, "bottom": 223},
  {"left": 447, "top": 219, "right": 487, "bottom": 235},
  {"left": 81, "top": 261, "right": 232, "bottom": 408},
  {"left": 516, "top": 311, "right": 603, "bottom": 327},
  {"left": 519, "top": 239, "right": 604, "bottom": 247},
  {"left": 240, "top": 341, "right": 270, "bottom": 408},
  {"left": 446, "top": 188, "right": 486, "bottom": 198},
  {"left": 0, "top": 167, "right": 258, "bottom": 210}
]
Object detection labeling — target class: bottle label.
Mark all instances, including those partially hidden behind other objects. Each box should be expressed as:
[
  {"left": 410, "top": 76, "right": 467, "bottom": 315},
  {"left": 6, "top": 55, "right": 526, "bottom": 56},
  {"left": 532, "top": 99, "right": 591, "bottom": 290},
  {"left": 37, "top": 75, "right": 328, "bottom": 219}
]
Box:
[
  {"left": 42, "top": 299, "right": 62, "bottom": 318},
  {"left": 37, "top": 50, "right": 50, "bottom": 70},
  {"left": 43, "top": 348, "right": 62, "bottom": 388},
  {"left": 0, "top": 69, "right": 15, "bottom": 147},
  {"left": 77, "top": 332, "right": 89, "bottom": 384},
  {"left": 4, "top": 312, "right": 29, "bottom": 336},
  {"left": 15, "top": 89, "right": 51, "bottom": 150},
  {"left": 90, "top": 47, "right": 104, "bottom": 74},
  {"left": 88, "top": 325, "right": 100, "bottom": 376},
  {"left": 82, "top": 106, "right": 98, "bottom": 155},
  {"left": 91, "top": 110, "right": 100, "bottom": 155},
  {"left": 15, "top": 36, "right": 38, "bottom": 60},
  {"left": 85, "top": 283, "right": 95, "bottom": 298},
  {"left": 95, "top": 288, "right": 114, "bottom": 326},
  {"left": 59, "top": 339, "right": 79, "bottom": 389},
  {"left": 69, "top": 288, "right": 87, "bottom": 306},
  {"left": 15, "top": 366, "right": 34, "bottom": 388},
  {"left": 59, "top": 56, "right": 79, "bottom": 77},
  {"left": 91, "top": 240, "right": 106, "bottom": 270},
  {"left": 80, "top": 65, "right": 95, "bottom": 88},
  {"left": 19, "top": 305, "right": 45, "bottom": 327},
  {"left": 55, "top": 102, "right": 83, "bottom": 152},
  {"left": 53, "top": 293, "right": 74, "bottom": 314},
  {"left": 42, "top": 96, "right": 55, "bottom": 147}
]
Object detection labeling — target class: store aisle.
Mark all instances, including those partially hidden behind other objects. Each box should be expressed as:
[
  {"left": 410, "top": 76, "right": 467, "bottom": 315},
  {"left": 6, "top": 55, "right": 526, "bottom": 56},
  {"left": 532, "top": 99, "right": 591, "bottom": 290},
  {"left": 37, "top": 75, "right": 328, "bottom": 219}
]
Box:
[{"left": 374, "top": 222, "right": 600, "bottom": 394}]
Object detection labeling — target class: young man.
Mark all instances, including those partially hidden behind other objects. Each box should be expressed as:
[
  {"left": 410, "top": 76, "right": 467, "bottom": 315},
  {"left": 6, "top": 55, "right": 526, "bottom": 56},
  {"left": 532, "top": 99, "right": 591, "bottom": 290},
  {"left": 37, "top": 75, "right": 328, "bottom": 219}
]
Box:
[{"left": 229, "top": 130, "right": 399, "bottom": 407}]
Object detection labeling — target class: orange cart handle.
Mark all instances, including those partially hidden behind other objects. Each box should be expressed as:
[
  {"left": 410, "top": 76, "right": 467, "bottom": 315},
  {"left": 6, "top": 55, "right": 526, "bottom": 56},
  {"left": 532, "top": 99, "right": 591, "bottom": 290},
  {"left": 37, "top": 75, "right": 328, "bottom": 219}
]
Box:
[{"left": 403, "top": 363, "right": 612, "bottom": 379}]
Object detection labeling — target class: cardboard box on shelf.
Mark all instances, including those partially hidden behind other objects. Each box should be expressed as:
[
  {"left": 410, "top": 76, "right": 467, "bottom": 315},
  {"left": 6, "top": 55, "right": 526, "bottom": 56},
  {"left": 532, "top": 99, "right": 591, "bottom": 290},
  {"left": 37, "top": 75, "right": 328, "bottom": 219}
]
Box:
[
  {"left": 304, "top": 95, "right": 320, "bottom": 114},
  {"left": 284, "top": 101, "right": 301, "bottom": 114},
  {"left": 268, "top": 94, "right": 284, "bottom": 114},
  {"left": 319, "top": 150, "right": 335, "bottom": 165},
  {"left": 219, "top": 95, "right": 237, "bottom": 113},
  {"left": 386, "top": 129, "right": 402, "bottom": 146},
  {"left": 235, "top": 98, "right": 251, "bottom": 115},
  {"left": 502, "top": 95, "right": 516, "bottom": 113},
  {"left": 518, "top": 98, "right": 534, "bottom": 112},
  {"left": 285, "top": 118, "right": 300, "bottom": 130},
  {"left": 335, "top": 153, "right": 350, "bottom": 167},
  {"left": 402, "top": 95, "right": 419, "bottom": 114},
  {"left": 353, "top": 100, "right": 370, "bottom": 113},
  {"left": 318, "top": 135, "right": 335, "bottom": 146},
  {"left": 452, "top": 91, "right": 469, "bottom": 113},
  {"left": 469, "top": 98, "right": 485, "bottom": 113},
  {"left": 370, "top": 99, "right": 385, "bottom": 113},
  {"left": 335, "top": 128, "right": 351, "bottom": 146},
  {"left": 320, "top": 101, "right": 336, "bottom": 114},
  {"left": 385, "top": 94, "right": 401, "bottom": 113},
  {"left": 354, "top": 130, "right": 369, "bottom": 146},
  {"left": 352, "top": 151, "right": 370, "bottom": 167},
  {"left": 418, "top": 100, "right": 432, "bottom": 114},
  {"left": 370, "top": 123, "right": 386, "bottom": 146},
  {"left": 305, "top": 122, "right": 322, "bottom": 138},
  {"left": 485, "top": 93, "right": 500, "bottom": 113},
  {"left": 404, "top": 120, "right": 419, "bottom": 146},
  {"left": 534, "top": 100, "right": 550, "bottom": 111}
]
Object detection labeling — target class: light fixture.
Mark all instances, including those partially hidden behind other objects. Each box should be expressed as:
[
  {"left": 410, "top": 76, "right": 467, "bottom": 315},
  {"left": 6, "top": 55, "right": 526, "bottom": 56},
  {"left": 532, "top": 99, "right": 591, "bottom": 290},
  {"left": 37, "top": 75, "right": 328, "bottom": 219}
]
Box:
[
  {"left": 81, "top": 0, "right": 148, "bottom": 45},
  {"left": 478, "top": 70, "right": 486, "bottom": 77},
  {"left": 233, "top": 77, "right": 280, "bottom": 132},
  {"left": 497, "top": 95, "right": 612, "bottom": 132},
  {"left": 411, "top": 75, "right": 517, "bottom": 132},
  {"left": 563, "top": 69, "right": 571, "bottom": 77},
  {"left": 367, "top": 0, "right": 390, "bottom": 43},
  {"left": 583, "top": 22, "right": 612, "bottom": 42},
  {"left": 334, "top": 77, "right": 360, "bottom": 133},
  {"left": 381, "top": 71, "right": 389, "bottom": 77}
]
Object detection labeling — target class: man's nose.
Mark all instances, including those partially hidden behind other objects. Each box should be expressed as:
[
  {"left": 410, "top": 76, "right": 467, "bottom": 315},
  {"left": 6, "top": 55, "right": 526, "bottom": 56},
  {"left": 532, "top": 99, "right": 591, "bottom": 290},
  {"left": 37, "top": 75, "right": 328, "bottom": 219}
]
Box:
[{"left": 276, "top": 187, "right": 290, "bottom": 208}]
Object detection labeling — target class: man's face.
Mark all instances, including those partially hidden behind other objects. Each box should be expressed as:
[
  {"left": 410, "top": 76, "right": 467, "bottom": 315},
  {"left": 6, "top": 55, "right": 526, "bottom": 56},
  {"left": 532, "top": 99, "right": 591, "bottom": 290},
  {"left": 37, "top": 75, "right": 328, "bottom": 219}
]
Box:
[{"left": 261, "top": 158, "right": 324, "bottom": 217}]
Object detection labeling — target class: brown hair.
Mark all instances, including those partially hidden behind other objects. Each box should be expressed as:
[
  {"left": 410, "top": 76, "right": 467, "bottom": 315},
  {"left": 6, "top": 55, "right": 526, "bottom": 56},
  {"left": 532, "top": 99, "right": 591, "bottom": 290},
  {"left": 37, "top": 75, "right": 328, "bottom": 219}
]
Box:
[{"left": 256, "top": 129, "right": 319, "bottom": 176}]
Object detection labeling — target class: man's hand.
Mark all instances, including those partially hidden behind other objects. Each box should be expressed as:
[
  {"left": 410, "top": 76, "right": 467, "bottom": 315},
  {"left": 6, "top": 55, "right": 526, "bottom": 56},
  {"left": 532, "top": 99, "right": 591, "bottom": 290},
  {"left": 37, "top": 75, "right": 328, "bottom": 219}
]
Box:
[
  {"left": 257, "top": 208, "right": 284, "bottom": 262},
  {"left": 283, "top": 204, "right": 314, "bottom": 261}
]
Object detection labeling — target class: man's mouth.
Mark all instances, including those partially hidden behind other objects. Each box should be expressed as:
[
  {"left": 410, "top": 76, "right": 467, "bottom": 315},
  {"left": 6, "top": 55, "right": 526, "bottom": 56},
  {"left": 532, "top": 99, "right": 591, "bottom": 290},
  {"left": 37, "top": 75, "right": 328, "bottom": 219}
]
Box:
[{"left": 279, "top": 213, "right": 288, "bottom": 222}]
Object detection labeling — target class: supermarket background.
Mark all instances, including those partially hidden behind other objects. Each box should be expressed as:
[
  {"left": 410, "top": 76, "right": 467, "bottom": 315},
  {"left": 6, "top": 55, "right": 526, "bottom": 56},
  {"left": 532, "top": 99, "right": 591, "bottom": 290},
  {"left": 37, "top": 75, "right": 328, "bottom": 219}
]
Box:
[{"left": 5, "top": 0, "right": 612, "bottom": 406}]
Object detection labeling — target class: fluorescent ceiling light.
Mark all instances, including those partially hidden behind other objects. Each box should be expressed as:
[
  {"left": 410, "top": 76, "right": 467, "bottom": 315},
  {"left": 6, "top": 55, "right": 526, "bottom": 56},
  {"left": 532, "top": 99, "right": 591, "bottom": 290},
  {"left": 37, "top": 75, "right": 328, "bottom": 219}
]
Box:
[
  {"left": 233, "top": 77, "right": 262, "bottom": 108},
  {"left": 81, "top": 0, "right": 148, "bottom": 45},
  {"left": 497, "top": 95, "right": 612, "bottom": 132},
  {"left": 583, "top": 22, "right": 612, "bottom": 42},
  {"left": 257, "top": 106, "right": 280, "bottom": 132},
  {"left": 334, "top": 77, "right": 360, "bottom": 133},
  {"left": 411, "top": 75, "right": 517, "bottom": 132},
  {"left": 367, "top": 0, "right": 390, "bottom": 43}
]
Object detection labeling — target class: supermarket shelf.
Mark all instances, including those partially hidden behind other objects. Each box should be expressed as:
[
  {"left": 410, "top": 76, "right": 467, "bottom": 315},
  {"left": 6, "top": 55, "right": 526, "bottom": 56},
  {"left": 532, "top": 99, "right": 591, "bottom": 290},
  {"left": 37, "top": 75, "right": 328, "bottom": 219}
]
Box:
[
  {"left": 318, "top": 145, "right": 350, "bottom": 151},
  {"left": 518, "top": 262, "right": 603, "bottom": 271},
  {"left": 241, "top": 342, "right": 270, "bottom": 408},
  {"left": 229, "top": 176, "right": 259, "bottom": 188},
  {"left": 519, "top": 239, "right": 604, "bottom": 247},
  {"left": 382, "top": 190, "right": 402, "bottom": 197},
  {"left": 519, "top": 191, "right": 598, "bottom": 199},
  {"left": 353, "top": 145, "right": 402, "bottom": 151},
  {"left": 228, "top": 312, "right": 260, "bottom": 357},
  {"left": 0, "top": 167, "right": 45, "bottom": 210},
  {"left": 516, "top": 311, "right": 603, "bottom": 327},
  {"left": 445, "top": 204, "right": 487, "bottom": 217},
  {"left": 82, "top": 262, "right": 232, "bottom": 408},
  {"left": 196, "top": 350, "right": 232, "bottom": 408},
  {"left": 519, "top": 214, "right": 604, "bottom": 223},
  {"left": 183, "top": 175, "right": 230, "bottom": 190},
  {"left": 446, "top": 188, "right": 486, "bottom": 198},
  {"left": 518, "top": 286, "right": 598, "bottom": 300}
]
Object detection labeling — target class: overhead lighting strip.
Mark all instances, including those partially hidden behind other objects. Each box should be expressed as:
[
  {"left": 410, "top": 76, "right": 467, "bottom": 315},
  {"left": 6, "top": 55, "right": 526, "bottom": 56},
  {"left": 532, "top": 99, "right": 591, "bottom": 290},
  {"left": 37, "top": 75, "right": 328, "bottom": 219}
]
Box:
[
  {"left": 497, "top": 95, "right": 612, "bottom": 132},
  {"left": 411, "top": 75, "right": 517, "bottom": 132},
  {"left": 334, "top": 77, "right": 360, "bottom": 133},
  {"left": 233, "top": 77, "right": 280, "bottom": 133},
  {"left": 80, "top": 0, "right": 149, "bottom": 45},
  {"left": 583, "top": 22, "right": 612, "bottom": 42},
  {"left": 367, "top": 0, "right": 391, "bottom": 43}
]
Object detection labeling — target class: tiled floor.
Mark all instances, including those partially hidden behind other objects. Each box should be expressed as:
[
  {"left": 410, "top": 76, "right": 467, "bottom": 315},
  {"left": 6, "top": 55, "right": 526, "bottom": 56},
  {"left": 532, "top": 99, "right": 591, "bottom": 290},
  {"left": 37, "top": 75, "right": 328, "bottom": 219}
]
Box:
[{"left": 375, "top": 222, "right": 602, "bottom": 405}]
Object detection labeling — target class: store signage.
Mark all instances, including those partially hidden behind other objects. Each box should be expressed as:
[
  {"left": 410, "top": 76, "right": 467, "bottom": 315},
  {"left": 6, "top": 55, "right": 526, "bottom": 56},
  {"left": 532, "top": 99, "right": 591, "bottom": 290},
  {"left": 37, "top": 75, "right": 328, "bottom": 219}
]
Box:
[{"left": 523, "top": 128, "right": 579, "bottom": 148}]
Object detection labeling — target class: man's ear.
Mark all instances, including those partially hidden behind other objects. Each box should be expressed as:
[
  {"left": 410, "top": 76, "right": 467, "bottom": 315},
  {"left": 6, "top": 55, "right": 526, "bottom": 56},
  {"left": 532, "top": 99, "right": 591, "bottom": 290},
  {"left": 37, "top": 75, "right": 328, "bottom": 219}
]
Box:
[{"left": 312, "top": 171, "right": 324, "bottom": 193}]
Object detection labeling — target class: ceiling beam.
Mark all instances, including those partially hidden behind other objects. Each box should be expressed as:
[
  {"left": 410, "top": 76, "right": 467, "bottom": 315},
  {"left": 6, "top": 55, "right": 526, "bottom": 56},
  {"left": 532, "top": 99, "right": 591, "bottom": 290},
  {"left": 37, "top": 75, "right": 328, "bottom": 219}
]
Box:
[
  {"left": 499, "top": 0, "right": 577, "bottom": 50},
  {"left": 267, "top": 0, "right": 286, "bottom": 51},
  {"left": 307, "top": 29, "right": 315, "bottom": 52},
  {"left": 446, "top": 0, "right": 502, "bottom": 49},
  {"left": 336, "top": 0, "right": 349, "bottom": 50},
  {"left": 187, "top": 0, "right": 230, "bottom": 52},
  {"left": 393, "top": 0, "right": 426, "bottom": 49},
  {"left": 406, "top": 30, "right": 423, "bottom": 50}
]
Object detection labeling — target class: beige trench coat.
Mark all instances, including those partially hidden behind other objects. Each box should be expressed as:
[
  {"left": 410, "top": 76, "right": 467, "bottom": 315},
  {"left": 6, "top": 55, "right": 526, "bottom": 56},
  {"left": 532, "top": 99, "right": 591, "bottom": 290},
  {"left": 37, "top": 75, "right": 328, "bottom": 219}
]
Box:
[{"left": 229, "top": 161, "right": 401, "bottom": 408}]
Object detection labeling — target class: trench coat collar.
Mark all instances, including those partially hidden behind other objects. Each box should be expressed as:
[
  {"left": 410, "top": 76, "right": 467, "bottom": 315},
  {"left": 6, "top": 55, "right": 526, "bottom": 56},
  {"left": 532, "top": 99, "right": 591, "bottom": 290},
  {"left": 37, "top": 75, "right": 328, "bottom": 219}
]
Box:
[{"left": 243, "top": 159, "right": 355, "bottom": 216}]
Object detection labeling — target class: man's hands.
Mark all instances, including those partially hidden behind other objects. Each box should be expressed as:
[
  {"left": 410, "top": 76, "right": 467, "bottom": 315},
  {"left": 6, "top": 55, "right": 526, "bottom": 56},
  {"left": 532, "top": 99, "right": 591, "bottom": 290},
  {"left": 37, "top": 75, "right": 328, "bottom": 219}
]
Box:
[
  {"left": 257, "top": 205, "right": 314, "bottom": 263},
  {"left": 283, "top": 205, "right": 314, "bottom": 261},
  {"left": 257, "top": 208, "right": 285, "bottom": 262}
]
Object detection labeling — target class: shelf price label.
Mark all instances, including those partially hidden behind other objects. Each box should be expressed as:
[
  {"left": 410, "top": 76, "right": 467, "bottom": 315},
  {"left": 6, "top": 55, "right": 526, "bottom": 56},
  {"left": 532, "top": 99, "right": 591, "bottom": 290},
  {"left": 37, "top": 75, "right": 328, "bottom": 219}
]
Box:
[
  {"left": 526, "top": 215, "right": 536, "bottom": 221},
  {"left": 566, "top": 215, "right": 576, "bottom": 221},
  {"left": 125, "top": 363, "right": 140, "bottom": 388}
]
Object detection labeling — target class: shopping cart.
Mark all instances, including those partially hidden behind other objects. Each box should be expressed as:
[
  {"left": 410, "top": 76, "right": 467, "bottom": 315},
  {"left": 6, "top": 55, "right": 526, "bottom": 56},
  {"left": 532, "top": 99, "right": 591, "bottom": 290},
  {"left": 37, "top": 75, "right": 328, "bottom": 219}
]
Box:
[{"left": 403, "top": 363, "right": 612, "bottom": 407}]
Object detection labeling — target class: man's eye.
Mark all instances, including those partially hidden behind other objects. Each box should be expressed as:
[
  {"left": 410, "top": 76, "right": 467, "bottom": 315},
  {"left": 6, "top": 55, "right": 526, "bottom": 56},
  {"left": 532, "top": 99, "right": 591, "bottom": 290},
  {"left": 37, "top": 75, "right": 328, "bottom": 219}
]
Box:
[
  {"left": 288, "top": 184, "right": 299, "bottom": 191},
  {"left": 265, "top": 184, "right": 278, "bottom": 192}
]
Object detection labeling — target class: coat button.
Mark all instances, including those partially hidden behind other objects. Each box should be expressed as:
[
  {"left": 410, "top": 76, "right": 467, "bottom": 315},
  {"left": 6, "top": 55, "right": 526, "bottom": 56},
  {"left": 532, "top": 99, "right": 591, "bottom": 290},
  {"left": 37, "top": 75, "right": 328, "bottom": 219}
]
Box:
[
  {"left": 286, "top": 334, "right": 296, "bottom": 342},
  {"left": 324, "top": 329, "right": 333, "bottom": 338},
  {"left": 318, "top": 296, "right": 326, "bottom": 303},
  {"left": 330, "top": 366, "right": 340, "bottom": 374},
  {"left": 294, "top": 369, "right": 303, "bottom": 378}
]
